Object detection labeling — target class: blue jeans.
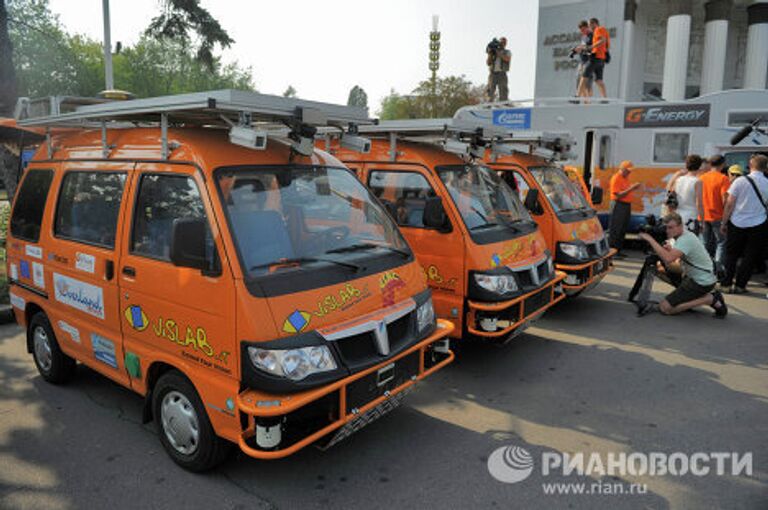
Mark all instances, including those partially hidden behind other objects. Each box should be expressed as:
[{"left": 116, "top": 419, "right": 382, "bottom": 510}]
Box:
[{"left": 701, "top": 220, "right": 725, "bottom": 272}]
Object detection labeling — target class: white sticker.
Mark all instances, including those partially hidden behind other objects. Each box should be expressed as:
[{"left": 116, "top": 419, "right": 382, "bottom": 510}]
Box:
[
  {"left": 91, "top": 333, "right": 117, "bottom": 369},
  {"left": 25, "top": 245, "right": 43, "bottom": 259},
  {"left": 32, "top": 262, "right": 45, "bottom": 289},
  {"left": 9, "top": 292, "right": 25, "bottom": 311},
  {"left": 53, "top": 273, "right": 105, "bottom": 319},
  {"left": 75, "top": 252, "right": 96, "bottom": 274},
  {"left": 58, "top": 320, "right": 81, "bottom": 343},
  {"left": 10, "top": 263, "right": 18, "bottom": 281}
]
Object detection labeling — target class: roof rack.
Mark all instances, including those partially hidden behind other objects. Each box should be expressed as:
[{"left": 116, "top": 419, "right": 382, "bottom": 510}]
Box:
[
  {"left": 350, "top": 116, "right": 574, "bottom": 162},
  {"left": 15, "top": 89, "right": 371, "bottom": 159}
]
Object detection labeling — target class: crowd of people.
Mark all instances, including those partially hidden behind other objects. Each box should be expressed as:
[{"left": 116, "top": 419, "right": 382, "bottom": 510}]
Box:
[{"left": 609, "top": 154, "right": 768, "bottom": 318}]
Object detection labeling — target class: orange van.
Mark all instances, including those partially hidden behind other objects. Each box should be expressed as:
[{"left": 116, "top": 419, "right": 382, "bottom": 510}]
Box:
[
  {"left": 6, "top": 91, "right": 453, "bottom": 470},
  {"left": 488, "top": 152, "right": 615, "bottom": 296},
  {"left": 325, "top": 127, "right": 565, "bottom": 343}
]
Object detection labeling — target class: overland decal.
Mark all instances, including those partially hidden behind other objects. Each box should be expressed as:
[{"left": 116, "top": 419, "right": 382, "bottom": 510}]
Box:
[{"left": 624, "top": 104, "right": 710, "bottom": 128}]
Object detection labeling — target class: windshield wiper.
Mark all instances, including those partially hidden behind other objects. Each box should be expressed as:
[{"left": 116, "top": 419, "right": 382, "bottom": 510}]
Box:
[
  {"left": 250, "top": 256, "right": 360, "bottom": 273},
  {"left": 326, "top": 242, "right": 410, "bottom": 258},
  {"left": 470, "top": 222, "right": 500, "bottom": 231}
]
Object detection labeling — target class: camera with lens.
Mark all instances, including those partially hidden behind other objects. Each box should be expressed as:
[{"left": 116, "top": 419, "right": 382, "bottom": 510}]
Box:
[
  {"left": 639, "top": 214, "right": 667, "bottom": 245},
  {"left": 486, "top": 38, "right": 501, "bottom": 55}
]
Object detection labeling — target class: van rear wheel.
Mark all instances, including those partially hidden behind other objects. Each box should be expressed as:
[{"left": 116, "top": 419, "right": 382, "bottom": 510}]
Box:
[
  {"left": 29, "top": 312, "right": 76, "bottom": 384},
  {"left": 152, "top": 370, "right": 231, "bottom": 471}
]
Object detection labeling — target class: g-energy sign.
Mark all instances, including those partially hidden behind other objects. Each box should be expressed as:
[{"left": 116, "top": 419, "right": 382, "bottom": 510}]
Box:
[{"left": 624, "top": 104, "right": 710, "bottom": 128}]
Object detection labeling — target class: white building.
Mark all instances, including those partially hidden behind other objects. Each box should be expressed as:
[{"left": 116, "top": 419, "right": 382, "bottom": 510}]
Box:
[{"left": 535, "top": 0, "right": 768, "bottom": 100}]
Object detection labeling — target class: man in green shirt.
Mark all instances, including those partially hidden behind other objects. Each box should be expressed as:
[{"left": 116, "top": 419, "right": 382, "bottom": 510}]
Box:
[{"left": 637, "top": 212, "right": 727, "bottom": 317}]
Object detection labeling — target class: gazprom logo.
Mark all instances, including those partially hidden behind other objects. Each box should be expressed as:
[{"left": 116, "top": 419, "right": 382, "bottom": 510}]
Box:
[
  {"left": 487, "top": 445, "right": 535, "bottom": 483},
  {"left": 492, "top": 108, "right": 531, "bottom": 129}
]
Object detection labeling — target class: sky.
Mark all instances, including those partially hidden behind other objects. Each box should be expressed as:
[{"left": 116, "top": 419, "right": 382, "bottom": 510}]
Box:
[{"left": 47, "top": 0, "right": 539, "bottom": 113}]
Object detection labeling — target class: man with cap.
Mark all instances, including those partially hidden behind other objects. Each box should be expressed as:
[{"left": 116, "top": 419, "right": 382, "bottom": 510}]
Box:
[{"left": 608, "top": 160, "right": 641, "bottom": 257}]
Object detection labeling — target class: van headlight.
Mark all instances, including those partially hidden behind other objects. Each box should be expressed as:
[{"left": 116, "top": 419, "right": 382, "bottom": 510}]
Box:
[
  {"left": 247, "top": 345, "right": 337, "bottom": 381},
  {"left": 558, "top": 241, "right": 589, "bottom": 261},
  {"left": 474, "top": 273, "right": 519, "bottom": 295},
  {"left": 416, "top": 297, "right": 436, "bottom": 332}
]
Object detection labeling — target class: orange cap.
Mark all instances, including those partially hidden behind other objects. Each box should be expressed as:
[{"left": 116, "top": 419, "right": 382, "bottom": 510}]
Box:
[{"left": 620, "top": 160, "right": 634, "bottom": 170}]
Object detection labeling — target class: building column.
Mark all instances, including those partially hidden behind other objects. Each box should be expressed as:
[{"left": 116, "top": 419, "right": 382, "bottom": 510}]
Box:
[
  {"left": 662, "top": 0, "right": 693, "bottom": 101},
  {"left": 700, "top": 0, "right": 731, "bottom": 95},
  {"left": 744, "top": 1, "right": 768, "bottom": 89},
  {"left": 619, "top": 0, "right": 638, "bottom": 100}
]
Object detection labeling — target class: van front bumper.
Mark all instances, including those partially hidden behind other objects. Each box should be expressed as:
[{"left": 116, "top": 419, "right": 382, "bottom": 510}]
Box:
[
  {"left": 235, "top": 319, "right": 454, "bottom": 459},
  {"left": 556, "top": 249, "right": 616, "bottom": 296},
  {"left": 465, "top": 271, "right": 566, "bottom": 340}
]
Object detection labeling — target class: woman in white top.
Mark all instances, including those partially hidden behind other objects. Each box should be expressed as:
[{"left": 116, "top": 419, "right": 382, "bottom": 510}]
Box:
[{"left": 666, "top": 155, "right": 705, "bottom": 233}]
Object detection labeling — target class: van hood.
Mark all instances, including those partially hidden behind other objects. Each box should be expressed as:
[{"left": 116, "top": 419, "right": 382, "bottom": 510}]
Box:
[
  {"left": 467, "top": 231, "right": 549, "bottom": 271},
  {"left": 560, "top": 217, "right": 605, "bottom": 243},
  {"left": 264, "top": 260, "right": 426, "bottom": 338}
]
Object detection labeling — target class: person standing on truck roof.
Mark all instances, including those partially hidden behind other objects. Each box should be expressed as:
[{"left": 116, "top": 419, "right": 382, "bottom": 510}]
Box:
[
  {"left": 668, "top": 155, "right": 705, "bottom": 235},
  {"left": 720, "top": 154, "right": 768, "bottom": 294},
  {"left": 699, "top": 154, "right": 730, "bottom": 275},
  {"left": 608, "top": 160, "right": 640, "bottom": 257},
  {"left": 487, "top": 37, "right": 511, "bottom": 102},
  {"left": 583, "top": 18, "right": 609, "bottom": 99},
  {"left": 573, "top": 20, "right": 594, "bottom": 99}
]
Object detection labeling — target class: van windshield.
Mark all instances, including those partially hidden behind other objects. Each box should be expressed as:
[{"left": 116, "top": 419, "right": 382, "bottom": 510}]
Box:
[
  {"left": 529, "top": 166, "right": 590, "bottom": 214},
  {"left": 437, "top": 164, "right": 533, "bottom": 232},
  {"left": 216, "top": 166, "right": 410, "bottom": 277}
]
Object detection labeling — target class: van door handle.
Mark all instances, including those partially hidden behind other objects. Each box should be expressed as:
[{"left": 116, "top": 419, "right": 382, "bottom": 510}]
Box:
[
  {"left": 122, "top": 266, "right": 136, "bottom": 277},
  {"left": 105, "top": 260, "right": 114, "bottom": 281}
]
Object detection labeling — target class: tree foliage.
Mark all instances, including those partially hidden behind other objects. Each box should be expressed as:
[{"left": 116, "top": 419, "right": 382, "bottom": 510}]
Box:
[
  {"left": 378, "top": 75, "right": 485, "bottom": 120},
  {"left": 4, "top": 0, "right": 254, "bottom": 99},
  {"left": 0, "top": 1, "right": 17, "bottom": 115},
  {"left": 347, "top": 85, "right": 368, "bottom": 108},
  {"left": 282, "top": 85, "right": 297, "bottom": 98},
  {"left": 144, "top": 0, "right": 234, "bottom": 71}
]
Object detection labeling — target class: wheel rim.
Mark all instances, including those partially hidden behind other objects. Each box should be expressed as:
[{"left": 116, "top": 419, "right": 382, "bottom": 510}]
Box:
[
  {"left": 161, "top": 391, "right": 200, "bottom": 455},
  {"left": 33, "top": 326, "right": 53, "bottom": 373}
]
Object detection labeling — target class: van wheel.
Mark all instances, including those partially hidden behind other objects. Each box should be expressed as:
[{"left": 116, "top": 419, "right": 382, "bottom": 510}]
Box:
[
  {"left": 29, "top": 312, "right": 76, "bottom": 384},
  {"left": 152, "top": 370, "right": 231, "bottom": 472}
]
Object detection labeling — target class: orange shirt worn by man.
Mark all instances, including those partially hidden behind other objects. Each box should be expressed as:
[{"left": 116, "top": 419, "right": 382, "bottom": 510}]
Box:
[
  {"left": 608, "top": 160, "right": 640, "bottom": 254},
  {"left": 700, "top": 169, "right": 730, "bottom": 222}
]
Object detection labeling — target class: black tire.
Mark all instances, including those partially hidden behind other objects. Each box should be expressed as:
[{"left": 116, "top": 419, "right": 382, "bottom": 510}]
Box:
[
  {"left": 28, "top": 312, "right": 76, "bottom": 384},
  {"left": 152, "top": 370, "right": 231, "bottom": 472}
]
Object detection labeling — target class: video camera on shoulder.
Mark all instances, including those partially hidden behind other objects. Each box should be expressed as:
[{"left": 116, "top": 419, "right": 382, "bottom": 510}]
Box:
[
  {"left": 487, "top": 38, "right": 501, "bottom": 54},
  {"left": 639, "top": 215, "right": 667, "bottom": 245}
]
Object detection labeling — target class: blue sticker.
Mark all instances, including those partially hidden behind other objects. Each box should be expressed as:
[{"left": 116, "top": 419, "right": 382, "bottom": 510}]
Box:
[
  {"left": 20, "top": 260, "right": 31, "bottom": 279},
  {"left": 492, "top": 108, "right": 531, "bottom": 129},
  {"left": 91, "top": 333, "right": 118, "bottom": 369}
]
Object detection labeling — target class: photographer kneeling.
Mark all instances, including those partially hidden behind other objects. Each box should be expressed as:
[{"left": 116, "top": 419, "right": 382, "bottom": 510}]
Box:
[{"left": 636, "top": 213, "right": 727, "bottom": 318}]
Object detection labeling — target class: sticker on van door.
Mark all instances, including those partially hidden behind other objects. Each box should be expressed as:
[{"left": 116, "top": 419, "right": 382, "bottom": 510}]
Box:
[
  {"left": 20, "top": 260, "right": 31, "bottom": 279},
  {"left": 75, "top": 252, "right": 96, "bottom": 274},
  {"left": 58, "top": 321, "right": 81, "bottom": 343},
  {"left": 90, "top": 333, "right": 117, "bottom": 369},
  {"left": 25, "top": 245, "right": 43, "bottom": 259},
  {"left": 32, "top": 262, "right": 45, "bottom": 289},
  {"left": 9, "top": 263, "right": 18, "bottom": 281},
  {"left": 53, "top": 273, "right": 105, "bottom": 319},
  {"left": 9, "top": 292, "right": 25, "bottom": 311}
]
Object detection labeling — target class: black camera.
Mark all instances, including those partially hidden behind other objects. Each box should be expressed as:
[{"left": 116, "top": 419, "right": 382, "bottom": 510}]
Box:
[
  {"left": 487, "top": 38, "right": 501, "bottom": 54},
  {"left": 639, "top": 215, "right": 667, "bottom": 245}
]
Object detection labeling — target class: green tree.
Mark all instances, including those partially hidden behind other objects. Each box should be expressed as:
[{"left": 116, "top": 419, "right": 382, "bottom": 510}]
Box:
[
  {"left": 145, "top": 0, "right": 234, "bottom": 71},
  {"left": 347, "top": 85, "right": 368, "bottom": 108},
  {"left": 378, "top": 75, "right": 484, "bottom": 120},
  {"left": 283, "top": 85, "right": 297, "bottom": 98},
  {"left": 0, "top": 1, "right": 17, "bottom": 115}
]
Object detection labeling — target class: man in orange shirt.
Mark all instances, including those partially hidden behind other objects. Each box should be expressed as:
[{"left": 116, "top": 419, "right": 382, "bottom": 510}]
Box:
[
  {"left": 699, "top": 154, "right": 730, "bottom": 274},
  {"left": 585, "top": 18, "right": 609, "bottom": 99},
  {"left": 609, "top": 160, "right": 640, "bottom": 256}
]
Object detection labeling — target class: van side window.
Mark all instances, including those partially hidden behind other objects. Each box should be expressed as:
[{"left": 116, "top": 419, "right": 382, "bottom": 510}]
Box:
[
  {"left": 368, "top": 171, "right": 436, "bottom": 228},
  {"left": 598, "top": 135, "right": 611, "bottom": 169},
  {"left": 131, "top": 174, "right": 208, "bottom": 261},
  {"left": 653, "top": 132, "right": 690, "bottom": 163},
  {"left": 10, "top": 169, "right": 54, "bottom": 242},
  {"left": 55, "top": 172, "right": 127, "bottom": 248}
]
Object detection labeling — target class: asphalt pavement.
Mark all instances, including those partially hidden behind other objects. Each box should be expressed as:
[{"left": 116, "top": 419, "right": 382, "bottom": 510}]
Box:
[{"left": 0, "top": 253, "right": 766, "bottom": 509}]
